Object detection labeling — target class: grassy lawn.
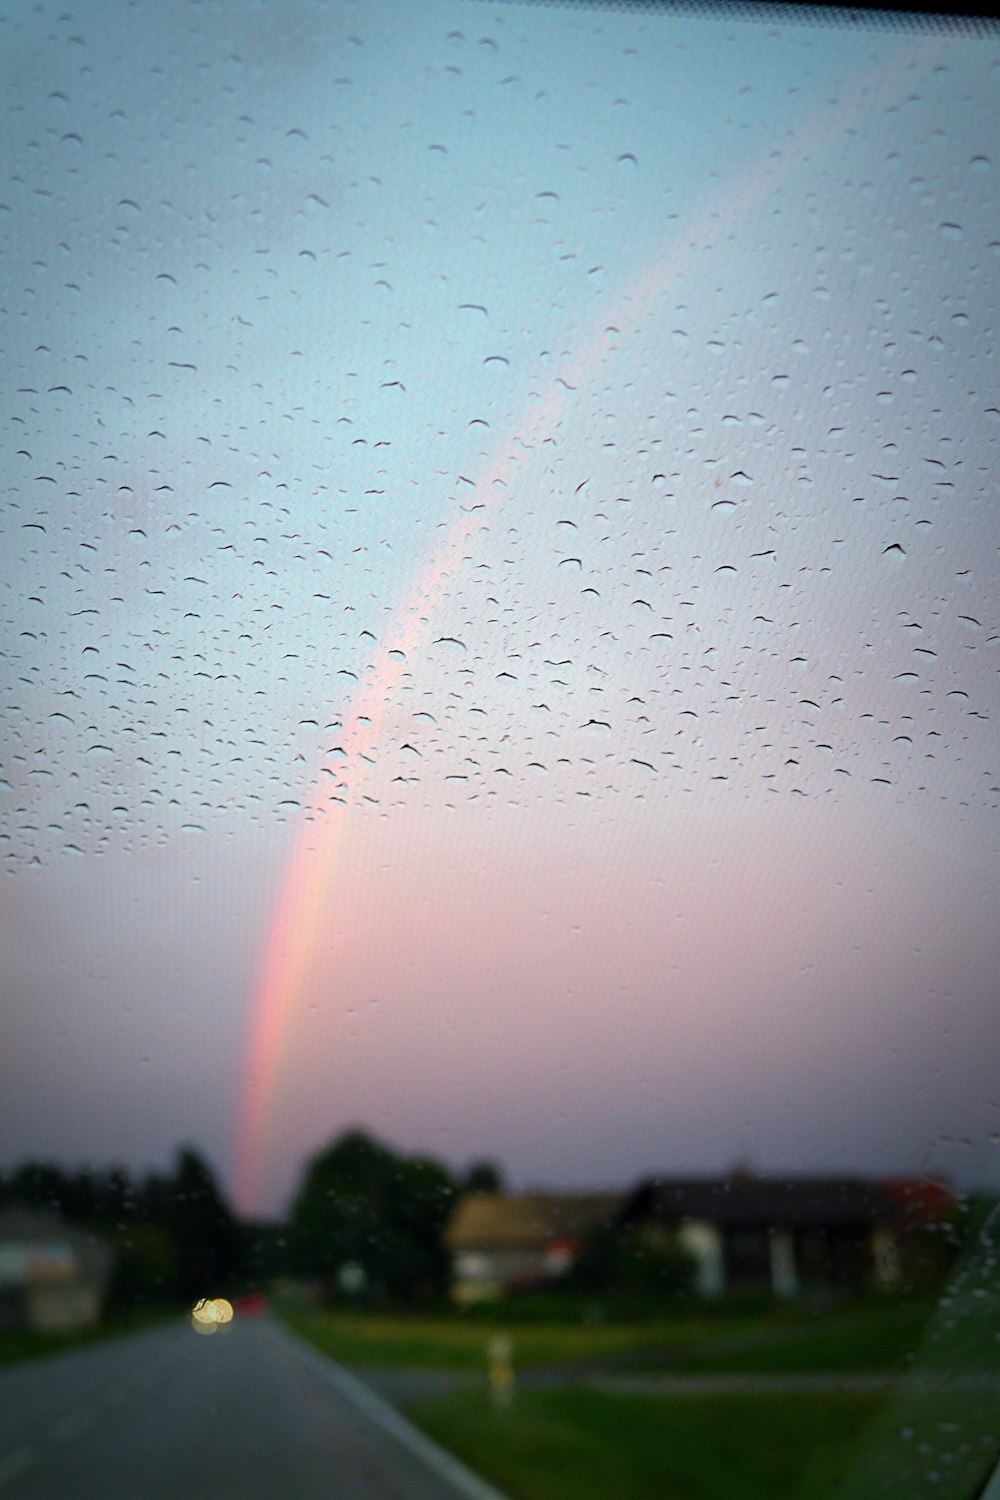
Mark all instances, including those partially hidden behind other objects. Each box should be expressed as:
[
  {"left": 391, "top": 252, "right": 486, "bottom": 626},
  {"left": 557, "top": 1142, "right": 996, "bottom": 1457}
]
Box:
[
  {"left": 835, "top": 1386, "right": 1000, "bottom": 1500},
  {"left": 836, "top": 1270, "right": 1000, "bottom": 1500},
  {"left": 282, "top": 1303, "right": 822, "bottom": 1370},
  {"left": 411, "top": 1387, "right": 882, "bottom": 1500},
  {"left": 285, "top": 1284, "right": 998, "bottom": 1499},
  {"left": 283, "top": 1230, "right": 998, "bottom": 1499},
  {"left": 661, "top": 1297, "right": 937, "bottom": 1375},
  {"left": 0, "top": 1304, "right": 183, "bottom": 1369},
  {"left": 283, "top": 1305, "right": 675, "bottom": 1368},
  {"left": 282, "top": 1294, "right": 935, "bottom": 1374}
]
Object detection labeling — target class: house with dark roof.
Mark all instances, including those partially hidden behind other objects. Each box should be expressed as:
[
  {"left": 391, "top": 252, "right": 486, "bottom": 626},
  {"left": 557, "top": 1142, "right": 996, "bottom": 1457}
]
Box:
[
  {"left": 444, "top": 1192, "right": 624, "bottom": 1300},
  {"left": 619, "top": 1171, "right": 952, "bottom": 1298}
]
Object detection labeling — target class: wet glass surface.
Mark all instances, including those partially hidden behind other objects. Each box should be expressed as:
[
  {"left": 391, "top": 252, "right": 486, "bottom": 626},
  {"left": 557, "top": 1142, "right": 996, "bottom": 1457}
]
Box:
[{"left": 1, "top": 2, "right": 998, "bottom": 1496}]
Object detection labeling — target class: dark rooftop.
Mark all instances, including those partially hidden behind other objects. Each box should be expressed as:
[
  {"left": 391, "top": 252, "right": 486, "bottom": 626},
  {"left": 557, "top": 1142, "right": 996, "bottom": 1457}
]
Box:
[{"left": 622, "top": 1175, "right": 905, "bottom": 1230}]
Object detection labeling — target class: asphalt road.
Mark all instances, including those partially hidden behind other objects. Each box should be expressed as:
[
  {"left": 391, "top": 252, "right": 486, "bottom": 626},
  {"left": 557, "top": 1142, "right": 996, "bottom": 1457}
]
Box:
[{"left": 0, "top": 1317, "right": 506, "bottom": 1500}]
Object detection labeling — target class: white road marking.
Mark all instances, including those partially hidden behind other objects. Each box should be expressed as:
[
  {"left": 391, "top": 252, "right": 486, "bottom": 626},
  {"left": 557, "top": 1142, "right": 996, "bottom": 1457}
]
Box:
[
  {"left": 271, "top": 1321, "right": 511, "bottom": 1500},
  {"left": 0, "top": 1448, "right": 35, "bottom": 1489}
]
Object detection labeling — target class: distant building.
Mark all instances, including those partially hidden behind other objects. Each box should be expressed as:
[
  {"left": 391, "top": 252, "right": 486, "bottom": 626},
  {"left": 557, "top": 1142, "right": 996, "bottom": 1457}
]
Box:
[
  {"left": 0, "top": 1206, "right": 114, "bottom": 1333},
  {"left": 619, "top": 1171, "right": 953, "bottom": 1298},
  {"left": 445, "top": 1192, "right": 624, "bottom": 1300}
]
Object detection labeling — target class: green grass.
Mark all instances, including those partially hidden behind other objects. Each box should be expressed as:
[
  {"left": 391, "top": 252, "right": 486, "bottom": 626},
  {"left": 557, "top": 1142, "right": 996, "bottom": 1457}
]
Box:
[
  {"left": 836, "top": 1263, "right": 1000, "bottom": 1500},
  {"left": 282, "top": 1294, "right": 935, "bottom": 1375},
  {"left": 285, "top": 1276, "right": 998, "bottom": 1500},
  {"left": 660, "top": 1297, "right": 936, "bottom": 1375},
  {"left": 836, "top": 1387, "right": 1000, "bottom": 1500},
  {"left": 0, "top": 1304, "right": 182, "bottom": 1368},
  {"left": 411, "top": 1387, "right": 882, "bottom": 1500},
  {"left": 283, "top": 1306, "right": 676, "bottom": 1368}
]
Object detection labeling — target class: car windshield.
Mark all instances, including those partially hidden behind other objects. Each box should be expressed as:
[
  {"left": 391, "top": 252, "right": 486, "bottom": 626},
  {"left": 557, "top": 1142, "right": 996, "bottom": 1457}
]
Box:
[{"left": 2, "top": 1, "right": 998, "bottom": 1497}]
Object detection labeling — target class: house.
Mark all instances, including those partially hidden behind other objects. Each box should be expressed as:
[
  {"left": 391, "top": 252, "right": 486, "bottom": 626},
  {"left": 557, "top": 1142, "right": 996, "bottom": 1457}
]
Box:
[
  {"left": 0, "top": 1206, "right": 114, "bottom": 1332},
  {"left": 445, "top": 1191, "right": 624, "bottom": 1300},
  {"left": 619, "top": 1170, "right": 952, "bottom": 1298}
]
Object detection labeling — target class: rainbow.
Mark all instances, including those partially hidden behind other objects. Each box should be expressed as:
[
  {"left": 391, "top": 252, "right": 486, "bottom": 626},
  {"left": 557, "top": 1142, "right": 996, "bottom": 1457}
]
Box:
[{"left": 233, "top": 32, "right": 941, "bottom": 1217}]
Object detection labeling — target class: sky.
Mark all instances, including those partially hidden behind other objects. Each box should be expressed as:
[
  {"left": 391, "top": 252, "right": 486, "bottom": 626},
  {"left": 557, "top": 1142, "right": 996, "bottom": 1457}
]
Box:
[{"left": 1, "top": 0, "right": 998, "bottom": 1219}]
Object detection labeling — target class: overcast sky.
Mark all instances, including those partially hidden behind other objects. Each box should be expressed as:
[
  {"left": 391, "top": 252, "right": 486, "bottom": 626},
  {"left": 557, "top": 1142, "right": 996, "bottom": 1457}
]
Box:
[{"left": 2, "top": 0, "right": 998, "bottom": 1217}]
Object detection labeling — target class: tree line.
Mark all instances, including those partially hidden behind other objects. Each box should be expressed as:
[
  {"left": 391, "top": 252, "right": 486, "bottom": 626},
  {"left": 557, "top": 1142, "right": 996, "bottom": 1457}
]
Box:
[
  {"left": 0, "top": 1132, "right": 504, "bottom": 1309},
  {"left": 3, "top": 1134, "right": 973, "bottom": 1314},
  {"left": 0, "top": 1148, "right": 243, "bottom": 1306}
]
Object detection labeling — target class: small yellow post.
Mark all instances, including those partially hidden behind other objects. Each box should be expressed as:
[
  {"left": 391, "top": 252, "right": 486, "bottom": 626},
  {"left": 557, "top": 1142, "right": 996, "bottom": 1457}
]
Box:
[{"left": 487, "top": 1334, "right": 515, "bottom": 1409}]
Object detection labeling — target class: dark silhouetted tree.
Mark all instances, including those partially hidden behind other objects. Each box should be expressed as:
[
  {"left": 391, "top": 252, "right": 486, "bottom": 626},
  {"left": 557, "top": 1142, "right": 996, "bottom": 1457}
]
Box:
[
  {"left": 288, "top": 1129, "right": 456, "bottom": 1304},
  {"left": 156, "top": 1147, "right": 242, "bottom": 1299},
  {"left": 1, "top": 1151, "right": 243, "bottom": 1306},
  {"left": 570, "top": 1220, "right": 696, "bottom": 1299},
  {"left": 462, "top": 1160, "right": 504, "bottom": 1194}
]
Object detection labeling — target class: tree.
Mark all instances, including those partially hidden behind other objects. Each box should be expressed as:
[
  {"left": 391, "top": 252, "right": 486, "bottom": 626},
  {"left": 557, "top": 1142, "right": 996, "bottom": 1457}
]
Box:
[
  {"left": 570, "top": 1220, "right": 697, "bottom": 1299},
  {"left": 568, "top": 1221, "right": 624, "bottom": 1294},
  {"left": 1, "top": 1149, "right": 243, "bottom": 1306},
  {"left": 109, "top": 1223, "right": 175, "bottom": 1307},
  {"left": 4, "top": 1161, "right": 74, "bottom": 1217},
  {"left": 242, "top": 1220, "right": 289, "bottom": 1283},
  {"left": 288, "top": 1129, "right": 456, "bottom": 1304},
  {"left": 461, "top": 1160, "right": 504, "bottom": 1194},
  {"left": 2, "top": 1160, "right": 137, "bottom": 1228},
  {"left": 154, "top": 1147, "right": 242, "bottom": 1299}
]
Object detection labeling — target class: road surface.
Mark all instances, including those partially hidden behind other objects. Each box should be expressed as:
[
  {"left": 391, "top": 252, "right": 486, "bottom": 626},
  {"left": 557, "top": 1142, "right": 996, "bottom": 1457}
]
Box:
[{"left": 0, "top": 1317, "right": 506, "bottom": 1499}]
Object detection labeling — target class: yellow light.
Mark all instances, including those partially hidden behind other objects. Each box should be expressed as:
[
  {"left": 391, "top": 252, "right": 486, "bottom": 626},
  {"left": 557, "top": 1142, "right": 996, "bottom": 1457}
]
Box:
[{"left": 192, "top": 1296, "right": 235, "bottom": 1326}]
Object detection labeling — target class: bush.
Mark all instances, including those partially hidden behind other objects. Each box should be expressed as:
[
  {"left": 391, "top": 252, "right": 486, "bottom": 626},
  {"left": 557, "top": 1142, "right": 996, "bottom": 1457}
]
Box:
[{"left": 569, "top": 1221, "right": 697, "bottom": 1299}]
